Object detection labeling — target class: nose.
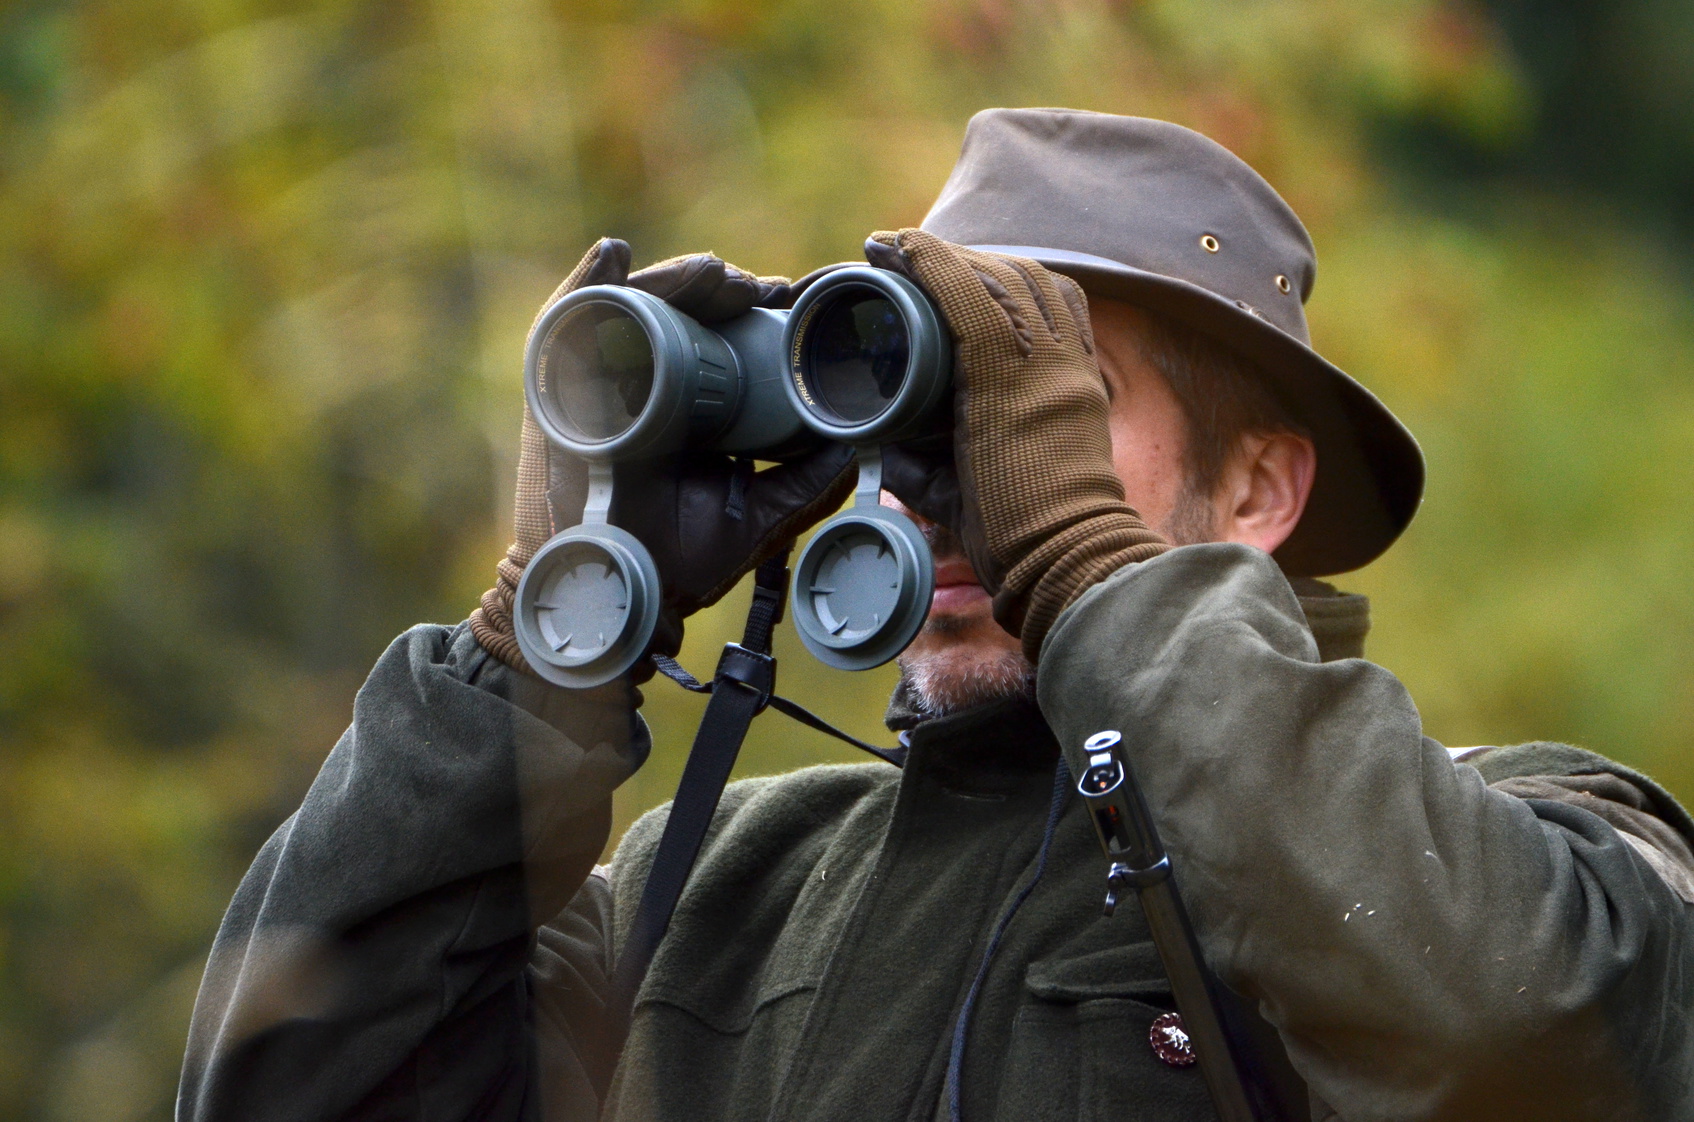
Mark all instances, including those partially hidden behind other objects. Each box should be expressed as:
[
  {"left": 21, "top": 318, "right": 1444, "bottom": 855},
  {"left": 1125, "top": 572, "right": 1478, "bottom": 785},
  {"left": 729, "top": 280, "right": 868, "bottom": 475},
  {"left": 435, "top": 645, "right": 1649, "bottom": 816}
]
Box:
[
  {"left": 882, "top": 493, "right": 963, "bottom": 559},
  {"left": 882, "top": 491, "right": 929, "bottom": 525}
]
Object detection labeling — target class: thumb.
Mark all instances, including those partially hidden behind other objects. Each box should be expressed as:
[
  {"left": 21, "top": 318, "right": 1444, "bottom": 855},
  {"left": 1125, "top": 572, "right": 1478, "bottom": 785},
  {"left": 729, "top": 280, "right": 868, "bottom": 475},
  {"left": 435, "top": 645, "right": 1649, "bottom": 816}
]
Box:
[
  {"left": 739, "top": 443, "right": 859, "bottom": 557},
  {"left": 864, "top": 231, "right": 915, "bottom": 279},
  {"left": 880, "top": 443, "right": 961, "bottom": 532}
]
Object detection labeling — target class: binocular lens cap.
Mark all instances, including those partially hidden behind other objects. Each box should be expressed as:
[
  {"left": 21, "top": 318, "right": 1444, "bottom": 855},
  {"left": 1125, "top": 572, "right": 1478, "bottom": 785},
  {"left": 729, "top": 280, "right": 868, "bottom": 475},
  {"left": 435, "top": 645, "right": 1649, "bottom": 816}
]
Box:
[
  {"left": 792, "top": 507, "right": 934, "bottom": 671},
  {"left": 514, "top": 525, "right": 661, "bottom": 688}
]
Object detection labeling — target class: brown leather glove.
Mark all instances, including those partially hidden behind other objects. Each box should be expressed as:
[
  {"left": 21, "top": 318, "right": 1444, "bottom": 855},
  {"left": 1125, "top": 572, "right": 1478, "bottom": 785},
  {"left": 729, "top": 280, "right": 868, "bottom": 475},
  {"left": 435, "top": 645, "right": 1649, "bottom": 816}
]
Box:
[
  {"left": 471, "top": 238, "right": 858, "bottom": 679},
  {"left": 867, "top": 229, "right": 1169, "bottom": 661}
]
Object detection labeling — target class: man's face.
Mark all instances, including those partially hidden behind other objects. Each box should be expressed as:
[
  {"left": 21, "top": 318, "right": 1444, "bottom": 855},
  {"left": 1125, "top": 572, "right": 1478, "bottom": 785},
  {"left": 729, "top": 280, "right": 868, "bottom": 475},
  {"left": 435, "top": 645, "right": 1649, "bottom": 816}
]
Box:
[{"left": 888, "top": 300, "right": 1205, "bottom": 715}]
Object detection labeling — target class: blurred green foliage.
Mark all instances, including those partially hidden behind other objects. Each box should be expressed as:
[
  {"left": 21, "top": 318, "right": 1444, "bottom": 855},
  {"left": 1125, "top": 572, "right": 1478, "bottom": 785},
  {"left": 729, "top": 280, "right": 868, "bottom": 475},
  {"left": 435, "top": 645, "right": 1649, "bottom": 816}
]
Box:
[{"left": 0, "top": 0, "right": 1691, "bottom": 1117}]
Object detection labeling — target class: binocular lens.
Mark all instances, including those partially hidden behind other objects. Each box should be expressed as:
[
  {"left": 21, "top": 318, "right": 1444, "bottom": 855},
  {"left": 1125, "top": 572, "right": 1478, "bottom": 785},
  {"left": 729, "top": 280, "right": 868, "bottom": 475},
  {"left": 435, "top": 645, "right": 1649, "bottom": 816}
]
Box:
[
  {"left": 539, "top": 304, "right": 656, "bottom": 442},
  {"left": 804, "top": 291, "right": 909, "bottom": 424},
  {"left": 784, "top": 266, "right": 949, "bottom": 444}
]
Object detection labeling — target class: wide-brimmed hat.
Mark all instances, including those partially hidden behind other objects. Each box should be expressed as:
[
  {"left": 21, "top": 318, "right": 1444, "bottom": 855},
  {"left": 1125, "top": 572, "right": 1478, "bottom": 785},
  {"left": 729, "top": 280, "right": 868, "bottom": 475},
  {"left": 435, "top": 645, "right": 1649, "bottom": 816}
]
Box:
[{"left": 921, "top": 108, "right": 1423, "bottom": 577}]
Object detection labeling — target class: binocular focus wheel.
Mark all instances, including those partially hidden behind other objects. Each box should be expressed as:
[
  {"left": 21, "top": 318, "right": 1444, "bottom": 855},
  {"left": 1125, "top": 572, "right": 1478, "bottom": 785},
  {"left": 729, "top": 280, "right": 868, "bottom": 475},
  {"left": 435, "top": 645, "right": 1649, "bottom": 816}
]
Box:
[
  {"left": 791, "top": 507, "right": 934, "bottom": 671},
  {"left": 514, "top": 525, "right": 661, "bottom": 689}
]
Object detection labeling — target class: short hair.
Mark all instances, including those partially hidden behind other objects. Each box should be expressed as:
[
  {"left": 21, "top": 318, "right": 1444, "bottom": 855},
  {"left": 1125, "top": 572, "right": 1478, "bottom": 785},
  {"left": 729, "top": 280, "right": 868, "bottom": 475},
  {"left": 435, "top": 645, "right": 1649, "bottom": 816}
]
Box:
[{"left": 1127, "top": 307, "right": 1309, "bottom": 501}]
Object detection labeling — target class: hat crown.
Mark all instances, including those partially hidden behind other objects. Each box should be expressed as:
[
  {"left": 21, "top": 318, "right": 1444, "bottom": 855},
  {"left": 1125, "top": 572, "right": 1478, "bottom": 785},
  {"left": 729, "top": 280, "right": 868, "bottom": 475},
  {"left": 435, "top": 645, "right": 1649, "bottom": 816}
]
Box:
[{"left": 922, "top": 109, "right": 1317, "bottom": 344}]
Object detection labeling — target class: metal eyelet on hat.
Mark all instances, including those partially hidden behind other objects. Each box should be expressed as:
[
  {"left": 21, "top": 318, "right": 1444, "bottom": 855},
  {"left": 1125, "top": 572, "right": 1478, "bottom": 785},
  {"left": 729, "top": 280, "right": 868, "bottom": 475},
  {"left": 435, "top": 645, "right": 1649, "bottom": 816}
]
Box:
[
  {"left": 1199, "top": 234, "right": 1220, "bottom": 253},
  {"left": 1275, "top": 274, "right": 1292, "bottom": 294}
]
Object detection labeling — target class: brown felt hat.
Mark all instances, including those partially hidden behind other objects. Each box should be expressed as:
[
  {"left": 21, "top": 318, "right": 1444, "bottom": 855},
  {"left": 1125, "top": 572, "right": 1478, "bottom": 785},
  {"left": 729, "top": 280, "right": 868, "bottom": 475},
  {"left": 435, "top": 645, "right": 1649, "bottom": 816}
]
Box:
[{"left": 921, "top": 108, "right": 1424, "bottom": 577}]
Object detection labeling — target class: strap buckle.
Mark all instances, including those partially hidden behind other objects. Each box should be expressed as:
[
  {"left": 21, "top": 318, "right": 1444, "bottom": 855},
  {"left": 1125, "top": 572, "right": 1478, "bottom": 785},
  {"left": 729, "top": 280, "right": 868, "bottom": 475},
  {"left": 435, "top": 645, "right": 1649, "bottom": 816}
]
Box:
[
  {"left": 750, "top": 577, "right": 787, "bottom": 630},
  {"left": 714, "top": 643, "right": 775, "bottom": 711},
  {"left": 1103, "top": 856, "right": 1171, "bottom": 916}
]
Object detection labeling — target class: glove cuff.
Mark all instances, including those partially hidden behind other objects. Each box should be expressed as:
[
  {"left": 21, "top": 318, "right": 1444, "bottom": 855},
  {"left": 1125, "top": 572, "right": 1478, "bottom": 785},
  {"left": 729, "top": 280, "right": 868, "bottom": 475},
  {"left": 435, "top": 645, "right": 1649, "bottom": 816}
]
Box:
[
  {"left": 998, "top": 512, "right": 1169, "bottom": 662},
  {"left": 470, "top": 546, "right": 538, "bottom": 677}
]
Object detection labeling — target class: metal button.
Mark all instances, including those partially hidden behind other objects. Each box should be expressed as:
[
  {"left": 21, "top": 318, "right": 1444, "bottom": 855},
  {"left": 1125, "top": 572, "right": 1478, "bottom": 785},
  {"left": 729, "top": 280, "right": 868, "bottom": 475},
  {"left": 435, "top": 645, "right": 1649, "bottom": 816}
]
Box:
[
  {"left": 1199, "top": 234, "right": 1220, "bottom": 253},
  {"left": 1149, "top": 1011, "right": 1196, "bottom": 1067},
  {"left": 1275, "top": 274, "right": 1292, "bottom": 294}
]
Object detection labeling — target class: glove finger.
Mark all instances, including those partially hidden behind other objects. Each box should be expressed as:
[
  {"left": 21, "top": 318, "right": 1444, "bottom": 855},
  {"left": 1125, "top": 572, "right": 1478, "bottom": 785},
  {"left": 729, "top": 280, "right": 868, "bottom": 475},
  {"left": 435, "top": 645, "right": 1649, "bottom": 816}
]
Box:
[
  {"left": 956, "top": 249, "right": 1042, "bottom": 358},
  {"left": 737, "top": 442, "right": 859, "bottom": 559},
  {"left": 673, "top": 445, "right": 858, "bottom": 613},
  {"left": 863, "top": 235, "right": 914, "bottom": 279},
  {"left": 1000, "top": 257, "right": 1064, "bottom": 345},
  {"left": 629, "top": 254, "right": 793, "bottom": 323},
  {"left": 610, "top": 448, "right": 853, "bottom": 615},
  {"left": 576, "top": 237, "right": 635, "bottom": 289},
  {"left": 880, "top": 442, "right": 962, "bottom": 531},
  {"left": 1050, "top": 273, "right": 1095, "bottom": 355},
  {"left": 1005, "top": 255, "right": 1095, "bottom": 357},
  {"left": 751, "top": 273, "right": 800, "bottom": 310},
  {"left": 610, "top": 453, "right": 714, "bottom": 609},
  {"left": 875, "top": 229, "right": 1032, "bottom": 365},
  {"left": 528, "top": 238, "right": 632, "bottom": 341},
  {"left": 509, "top": 411, "right": 556, "bottom": 565}
]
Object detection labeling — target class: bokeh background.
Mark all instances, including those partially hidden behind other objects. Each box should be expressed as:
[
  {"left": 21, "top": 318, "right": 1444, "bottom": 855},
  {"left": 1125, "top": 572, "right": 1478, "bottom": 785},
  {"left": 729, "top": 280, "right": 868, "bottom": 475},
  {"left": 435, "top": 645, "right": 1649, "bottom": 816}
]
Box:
[{"left": 2, "top": 0, "right": 1693, "bottom": 1116}]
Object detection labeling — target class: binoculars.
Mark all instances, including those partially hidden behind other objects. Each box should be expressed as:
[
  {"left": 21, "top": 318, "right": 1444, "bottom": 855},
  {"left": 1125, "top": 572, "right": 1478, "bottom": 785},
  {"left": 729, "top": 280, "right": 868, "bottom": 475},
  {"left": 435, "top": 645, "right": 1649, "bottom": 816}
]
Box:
[{"left": 512, "top": 266, "right": 952, "bottom": 688}]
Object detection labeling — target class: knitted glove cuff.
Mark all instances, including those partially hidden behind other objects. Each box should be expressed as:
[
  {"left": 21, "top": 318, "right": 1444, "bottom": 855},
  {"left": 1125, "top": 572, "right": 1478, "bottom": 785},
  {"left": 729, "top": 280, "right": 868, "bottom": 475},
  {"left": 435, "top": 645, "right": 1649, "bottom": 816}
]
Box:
[
  {"left": 469, "top": 545, "right": 539, "bottom": 677},
  {"left": 1002, "top": 513, "right": 1170, "bottom": 661}
]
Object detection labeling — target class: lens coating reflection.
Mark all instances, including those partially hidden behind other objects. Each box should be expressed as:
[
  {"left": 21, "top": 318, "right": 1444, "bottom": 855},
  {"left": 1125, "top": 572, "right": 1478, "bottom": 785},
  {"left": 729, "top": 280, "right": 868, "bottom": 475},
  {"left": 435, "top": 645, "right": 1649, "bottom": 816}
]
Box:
[
  {"left": 804, "top": 292, "right": 908, "bottom": 423},
  {"left": 542, "top": 305, "right": 655, "bottom": 441}
]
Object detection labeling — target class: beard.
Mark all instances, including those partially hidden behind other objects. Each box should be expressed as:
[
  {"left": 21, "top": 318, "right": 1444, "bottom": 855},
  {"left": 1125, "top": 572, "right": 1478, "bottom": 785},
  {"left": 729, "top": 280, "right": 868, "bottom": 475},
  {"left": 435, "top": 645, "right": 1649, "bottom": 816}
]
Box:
[
  {"left": 1160, "top": 476, "right": 1218, "bottom": 548},
  {"left": 898, "top": 643, "right": 1036, "bottom": 719},
  {"left": 891, "top": 486, "right": 1214, "bottom": 722},
  {"left": 893, "top": 520, "right": 1037, "bottom": 720}
]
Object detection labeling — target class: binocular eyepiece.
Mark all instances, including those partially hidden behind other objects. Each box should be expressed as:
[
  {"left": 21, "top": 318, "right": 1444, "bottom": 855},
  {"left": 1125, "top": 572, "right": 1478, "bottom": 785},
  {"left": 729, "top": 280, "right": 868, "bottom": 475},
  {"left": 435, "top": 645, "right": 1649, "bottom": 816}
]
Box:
[{"left": 514, "top": 266, "right": 951, "bottom": 687}]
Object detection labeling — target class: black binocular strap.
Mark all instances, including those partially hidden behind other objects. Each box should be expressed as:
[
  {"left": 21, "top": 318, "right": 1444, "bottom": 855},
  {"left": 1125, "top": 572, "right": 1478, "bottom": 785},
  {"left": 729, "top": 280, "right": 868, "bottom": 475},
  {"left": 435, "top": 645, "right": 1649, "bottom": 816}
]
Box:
[
  {"left": 606, "top": 551, "right": 904, "bottom": 1032},
  {"left": 649, "top": 655, "right": 905, "bottom": 767}
]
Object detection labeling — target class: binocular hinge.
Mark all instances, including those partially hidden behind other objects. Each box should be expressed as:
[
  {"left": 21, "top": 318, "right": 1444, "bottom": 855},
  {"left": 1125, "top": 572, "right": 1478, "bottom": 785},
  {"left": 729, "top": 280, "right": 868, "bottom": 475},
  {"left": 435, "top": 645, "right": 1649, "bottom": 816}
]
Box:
[
  {"left": 853, "top": 445, "right": 883, "bottom": 507},
  {"left": 581, "top": 461, "right": 614, "bottom": 525}
]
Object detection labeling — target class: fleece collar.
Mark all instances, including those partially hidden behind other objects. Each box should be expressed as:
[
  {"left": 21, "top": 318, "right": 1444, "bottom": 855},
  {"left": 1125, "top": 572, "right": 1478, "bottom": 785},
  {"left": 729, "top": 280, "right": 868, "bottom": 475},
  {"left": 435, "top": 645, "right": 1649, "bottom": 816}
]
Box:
[{"left": 884, "top": 578, "right": 1372, "bottom": 736}]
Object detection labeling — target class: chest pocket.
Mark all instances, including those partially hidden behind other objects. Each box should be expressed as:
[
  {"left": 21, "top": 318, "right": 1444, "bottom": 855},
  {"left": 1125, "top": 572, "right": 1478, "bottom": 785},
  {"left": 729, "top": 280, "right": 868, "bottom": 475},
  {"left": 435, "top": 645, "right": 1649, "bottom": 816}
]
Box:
[{"left": 991, "top": 941, "right": 1219, "bottom": 1122}]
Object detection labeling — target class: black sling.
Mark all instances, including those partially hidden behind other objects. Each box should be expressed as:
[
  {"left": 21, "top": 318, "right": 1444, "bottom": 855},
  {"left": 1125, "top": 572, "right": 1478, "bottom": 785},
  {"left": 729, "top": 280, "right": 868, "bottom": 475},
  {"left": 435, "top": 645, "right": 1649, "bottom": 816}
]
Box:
[{"left": 605, "top": 550, "right": 899, "bottom": 1030}]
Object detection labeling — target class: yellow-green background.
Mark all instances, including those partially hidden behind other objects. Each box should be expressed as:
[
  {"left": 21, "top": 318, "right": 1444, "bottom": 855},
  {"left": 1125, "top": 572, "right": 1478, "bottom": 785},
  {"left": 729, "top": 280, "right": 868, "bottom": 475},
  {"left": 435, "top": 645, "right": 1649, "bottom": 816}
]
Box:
[{"left": 3, "top": 0, "right": 1693, "bottom": 1116}]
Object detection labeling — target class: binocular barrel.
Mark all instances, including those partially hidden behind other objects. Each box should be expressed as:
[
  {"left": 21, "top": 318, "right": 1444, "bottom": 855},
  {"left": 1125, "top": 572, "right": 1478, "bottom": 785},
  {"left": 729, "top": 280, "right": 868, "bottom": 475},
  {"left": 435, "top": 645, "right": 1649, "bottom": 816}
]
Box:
[
  {"left": 515, "top": 265, "right": 951, "bottom": 688},
  {"left": 524, "top": 266, "right": 951, "bottom": 460}
]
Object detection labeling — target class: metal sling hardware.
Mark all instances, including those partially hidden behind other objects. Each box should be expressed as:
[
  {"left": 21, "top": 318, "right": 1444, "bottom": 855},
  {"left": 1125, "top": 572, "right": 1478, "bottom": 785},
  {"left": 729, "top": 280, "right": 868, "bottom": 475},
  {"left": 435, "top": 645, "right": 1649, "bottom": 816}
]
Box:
[{"left": 1077, "top": 730, "right": 1309, "bottom": 1122}]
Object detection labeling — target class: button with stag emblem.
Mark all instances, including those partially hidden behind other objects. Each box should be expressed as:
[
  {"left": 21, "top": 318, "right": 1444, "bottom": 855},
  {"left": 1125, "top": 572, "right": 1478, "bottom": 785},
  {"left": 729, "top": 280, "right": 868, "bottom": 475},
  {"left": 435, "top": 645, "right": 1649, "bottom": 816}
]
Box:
[{"left": 1149, "top": 1011, "right": 1196, "bottom": 1067}]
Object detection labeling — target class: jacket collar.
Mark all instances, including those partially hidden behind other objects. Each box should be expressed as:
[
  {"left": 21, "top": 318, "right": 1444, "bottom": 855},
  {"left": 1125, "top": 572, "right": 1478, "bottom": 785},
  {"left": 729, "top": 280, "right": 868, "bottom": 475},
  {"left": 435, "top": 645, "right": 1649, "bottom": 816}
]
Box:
[
  {"left": 1289, "top": 578, "right": 1371, "bottom": 663},
  {"left": 883, "top": 580, "right": 1372, "bottom": 737},
  {"left": 892, "top": 691, "right": 1059, "bottom": 786}
]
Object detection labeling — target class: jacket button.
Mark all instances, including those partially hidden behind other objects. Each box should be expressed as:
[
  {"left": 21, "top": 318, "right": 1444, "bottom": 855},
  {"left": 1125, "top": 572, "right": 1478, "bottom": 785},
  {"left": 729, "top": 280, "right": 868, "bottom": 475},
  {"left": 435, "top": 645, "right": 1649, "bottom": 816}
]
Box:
[{"left": 1149, "top": 1012, "right": 1197, "bottom": 1067}]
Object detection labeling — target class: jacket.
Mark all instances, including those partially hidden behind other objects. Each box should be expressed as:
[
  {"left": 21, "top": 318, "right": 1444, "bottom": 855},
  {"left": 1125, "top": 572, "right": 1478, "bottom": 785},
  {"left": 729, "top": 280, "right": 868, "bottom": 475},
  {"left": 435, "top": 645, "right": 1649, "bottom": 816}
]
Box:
[{"left": 177, "top": 543, "right": 1694, "bottom": 1121}]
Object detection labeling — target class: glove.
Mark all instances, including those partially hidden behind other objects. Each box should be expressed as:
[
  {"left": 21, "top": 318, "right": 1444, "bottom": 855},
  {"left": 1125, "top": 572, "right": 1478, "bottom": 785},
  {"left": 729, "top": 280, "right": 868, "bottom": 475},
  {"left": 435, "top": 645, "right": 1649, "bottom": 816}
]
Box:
[
  {"left": 866, "top": 229, "right": 1169, "bottom": 662},
  {"left": 471, "top": 238, "right": 858, "bottom": 680}
]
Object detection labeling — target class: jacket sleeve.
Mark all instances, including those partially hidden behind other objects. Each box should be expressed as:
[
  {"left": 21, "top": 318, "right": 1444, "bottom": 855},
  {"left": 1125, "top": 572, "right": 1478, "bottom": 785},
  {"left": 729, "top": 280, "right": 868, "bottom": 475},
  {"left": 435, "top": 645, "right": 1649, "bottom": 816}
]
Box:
[
  {"left": 176, "top": 623, "right": 648, "bottom": 1122},
  {"left": 1037, "top": 544, "right": 1694, "bottom": 1121}
]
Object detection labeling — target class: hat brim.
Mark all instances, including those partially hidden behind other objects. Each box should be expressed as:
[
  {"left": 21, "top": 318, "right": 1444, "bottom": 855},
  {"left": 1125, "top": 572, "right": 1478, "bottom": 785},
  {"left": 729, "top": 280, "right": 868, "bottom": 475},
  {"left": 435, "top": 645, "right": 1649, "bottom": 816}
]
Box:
[{"left": 971, "top": 245, "right": 1424, "bottom": 577}]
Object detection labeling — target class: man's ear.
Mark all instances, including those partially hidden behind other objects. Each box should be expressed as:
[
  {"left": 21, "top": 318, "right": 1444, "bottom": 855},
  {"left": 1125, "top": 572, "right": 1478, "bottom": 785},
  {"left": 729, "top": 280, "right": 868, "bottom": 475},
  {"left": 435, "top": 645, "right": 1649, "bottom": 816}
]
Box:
[{"left": 1215, "top": 431, "right": 1316, "bottom": 554}]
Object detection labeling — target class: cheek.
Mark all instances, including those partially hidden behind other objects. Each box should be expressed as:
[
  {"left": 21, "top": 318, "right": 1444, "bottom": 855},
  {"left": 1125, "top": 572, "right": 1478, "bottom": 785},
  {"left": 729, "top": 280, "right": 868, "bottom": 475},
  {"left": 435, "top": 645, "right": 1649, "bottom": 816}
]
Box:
[{"left": 1108, "top": 407, "right": 1190, "bottom": 525}]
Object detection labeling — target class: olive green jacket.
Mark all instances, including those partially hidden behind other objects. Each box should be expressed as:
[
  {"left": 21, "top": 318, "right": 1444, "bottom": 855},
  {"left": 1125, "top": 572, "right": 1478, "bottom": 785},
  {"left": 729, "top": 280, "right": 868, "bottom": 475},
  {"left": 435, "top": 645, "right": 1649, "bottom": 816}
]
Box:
[{"left": 177, "top": 544, "right": 1694, "bottom": 1121}]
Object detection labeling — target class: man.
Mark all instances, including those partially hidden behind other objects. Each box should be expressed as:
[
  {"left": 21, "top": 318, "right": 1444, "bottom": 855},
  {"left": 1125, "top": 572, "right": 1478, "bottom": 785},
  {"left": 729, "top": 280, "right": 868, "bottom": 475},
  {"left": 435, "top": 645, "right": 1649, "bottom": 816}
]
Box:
[{"left": 178, "top": 110, "right": 1694, "bottom": 1121}]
